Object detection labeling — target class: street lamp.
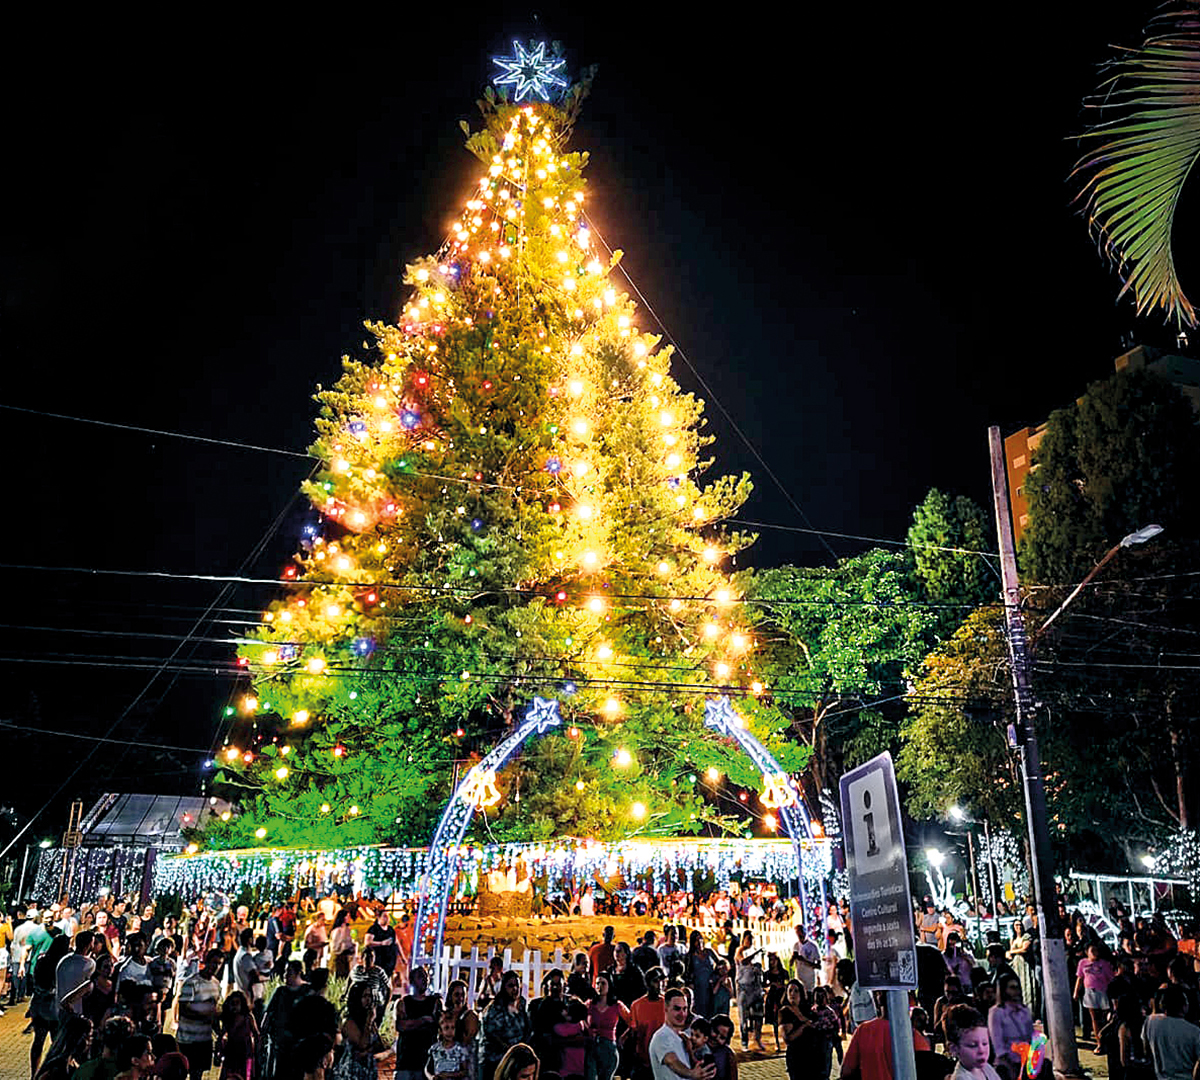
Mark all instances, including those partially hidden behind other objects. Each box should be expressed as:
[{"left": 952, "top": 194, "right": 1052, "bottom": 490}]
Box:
[
  {"left": 925, "top": 848, "right": 945, "bottom": 868},
  {"left": 1036, "top": 524, "right": 1163, "bottom": 638},
  {"left": 948, "top": 805, "right": 967, "bottom": 824},
  {"left": 1140, "top": 854, "right": 1157, "bottom": 871}
]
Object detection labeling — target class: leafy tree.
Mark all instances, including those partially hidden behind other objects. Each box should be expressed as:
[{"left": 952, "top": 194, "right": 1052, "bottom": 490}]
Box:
[
  {"left": 747, "top": 549, "right": 940, "bottom": 816},
  {"left": 205, "top": 77, "right": 800, "bottom": 850},
  {"left": 1021, "top": 367, "right": 1200, "bottom": 584},
  {"left": 897, "top": 606, "right": 1023, "bottom": 828},
  {"left": 907, "top": 488, "right": 995, "bottom": 630}
]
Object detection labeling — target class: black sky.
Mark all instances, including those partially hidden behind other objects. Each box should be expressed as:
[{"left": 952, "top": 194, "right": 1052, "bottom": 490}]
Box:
[{"left": 2, "top": 6, "right": 1194, "bottom": 837}]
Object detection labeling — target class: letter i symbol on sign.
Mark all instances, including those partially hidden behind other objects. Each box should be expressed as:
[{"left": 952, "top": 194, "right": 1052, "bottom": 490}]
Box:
[{"left": 862, "top": 790, "right": 880, "bottom": 858}]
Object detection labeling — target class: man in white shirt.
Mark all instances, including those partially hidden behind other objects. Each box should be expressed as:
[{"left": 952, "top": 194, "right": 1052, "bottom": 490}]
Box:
[
  {"left": 233, "top": 929, "right": 260, "bottom": 998},
  {"left": 649, "top": 988, "right": 717, "bottom": 1080},
  {"left": 791, "top": 926, "right": 820, "bottom": 992},
  {"left": 1143, "top": 986, "right": 1200, "bottom": 1080},
  {"left": 55, "top": 907, "right": 79, "bottom": 939},
  {"left": 56, "top": 930, "right": 97, "bottom": 1016}
]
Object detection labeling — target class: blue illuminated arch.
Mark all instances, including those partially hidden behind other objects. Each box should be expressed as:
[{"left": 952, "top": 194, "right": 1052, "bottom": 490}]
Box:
[{"left": 412, "top": 695, "right": 828, "bottom": 982}]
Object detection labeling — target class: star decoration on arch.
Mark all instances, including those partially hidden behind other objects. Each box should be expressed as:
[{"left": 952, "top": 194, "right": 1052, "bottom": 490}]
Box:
[
  {"left": 525, "top": 696, "right": 563, "bottom": 734},
  {"left": 704, "top": 695, "right": 744, "bottom": 735},
  {"left": 492, "top": 40, "right": 568, "bottom": 102}
]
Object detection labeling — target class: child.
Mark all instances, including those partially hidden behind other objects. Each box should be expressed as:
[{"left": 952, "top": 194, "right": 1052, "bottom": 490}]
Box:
[
  {"left": 944, "top": 1004, "right": 1001, "bottom": 1080},
  {"left": 688, "top": 1017, "right": 714, "bottom": 1068},
  {"left": 426, "top": 1010, "right": 470, "bottom": 1080},
  {"left": 217, "top": 989, "right": 258, "bottom": 1080},
  {"left": 711, "top": 960, "right": 733, "bottom": 1019}
]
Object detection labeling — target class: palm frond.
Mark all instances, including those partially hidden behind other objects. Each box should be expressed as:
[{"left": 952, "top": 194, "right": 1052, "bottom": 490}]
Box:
[{"left": 1072, "top": 6, "right": 1200, "bottom": 327}]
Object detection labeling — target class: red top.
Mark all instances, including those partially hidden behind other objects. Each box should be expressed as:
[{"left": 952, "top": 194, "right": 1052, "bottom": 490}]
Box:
[
  {"left": 843, "top": 1017, "right": 931, "bottom": 1080},
  {"left": 588, "top": 999, "right": 631, "bottom": 1042},
  {"left": 629, "top": 997, "right": 666, "bottom": 1064}
]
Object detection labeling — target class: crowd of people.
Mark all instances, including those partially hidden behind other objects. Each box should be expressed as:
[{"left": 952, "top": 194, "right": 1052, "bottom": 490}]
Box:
[{"left": 0, "top": 887, "right": 1197, "bottom": 1080}]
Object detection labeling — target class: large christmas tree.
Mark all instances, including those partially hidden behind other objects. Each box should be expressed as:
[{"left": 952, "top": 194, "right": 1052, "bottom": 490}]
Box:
[{"left": 207, "top": 49, "right": 806, "bottom": 850}]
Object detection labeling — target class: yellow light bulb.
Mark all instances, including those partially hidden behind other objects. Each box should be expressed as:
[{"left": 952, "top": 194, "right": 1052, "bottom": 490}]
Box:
[
  {"left": 332, "top": 458, "right": 348, "bottom": 473},
  {"left": 563, "top": 275, "right": 576, "bottom": 291},
  {"left": 243, "top": 695, "right": 258, "bottom": 712},
  {"left": 557, "top": 250, "right": 568, "bottom": 263},
  {"left": 703, "top": 622, "right": 720, "bottom": 639},
  {"left": 704, "top": 547, "right": 719, "bottom": 562},
  {"left": 306, "top": 657, "right": 327, "bottom": 675},
  {"left": 221, "top": 809, "right": 232, "bottom": 820},
  {"left": 374, "top": 396, "right": 388, "bottom": 409},
  {"left": 715, "top": 662, "right": 731, "bottom": 678},
  {"left": 225, "top": 748, "right": 238, "bottom": 762},
  {"left": 588, "top": 596, "right": 605, "bottom": 613},
  {"left": 657, "top": 561, "right": 670, "bottom": 575},
  {"left": 325, "top": 603, "right": 340, "bottom": 619},
  {"left": 577, "top": 503, "right": 594, "bottom": 520},
  {"left": 292, "top": 710, "right": 309, "bottom": 725},
  {"left": 666, "top": 453, "right": 681, "bottom": 468},
  {"left": 320, "top": 803, "right": 331, "bottom": 813},
  {"left": 706, "top": 766, "right": 720, "bottom": 782},
  {"left": 582, "top": 551, "right": 598, "bottom": 567},
  {"left": 631, "top": 801, "right": 647, "bottom": 820},
  {"left": 573, "top": 419, "right": 589, "bottom": 436},
  {"left": 262, "top": 650, "right": 278, "bottom": 665},
  {"left": 575, "top": 780, "right": 586, "bottom": 791},
  {"left": 255, "top": 827, "right": 267, "bottom": 839},
  {"left": 731, "top": 633, "right": 747, "bottom": 650},
  {"left": 349, "top": 805, "right": 360, "bottom": 816},
  {"left": 275, "top": 766, "right": 289, "bottom": 780},
  {"left": 715, "top": 589, "right": 731, "bottom": 604},
  {"left": 692, "top": 506, "right": 706, "bottom": 520},
  {"left": 597, "top": 643, "right": 613, "bottom": 659},
  {"left": 186, "top": 842, "right": 199, "bottom": 854},
  {"left": 570, "top": 343, "right": 584, "bottom": 356},
  {"left": 751, "top": 680, "right": 765, "bottom": 695},
  {"left": 573, "top": 460, "right": 590, "bottom": 477},
  {"left": 675, "top": 494, "right": 687, "bottom": 507},
  {"left": 280, "top": 611, "right": 292, "bottom": 623},
  {"left": 336, "top": 557, "right": 351, "bottom": 572},
  {"left": 669, "top": 598, "right": 683, "bottom": 612},
  {"left": 604, "top": 288, "right": 616, "bottom": 305},
  {"left": 614, "top": 747, "right": 632, "bottom": 765}
]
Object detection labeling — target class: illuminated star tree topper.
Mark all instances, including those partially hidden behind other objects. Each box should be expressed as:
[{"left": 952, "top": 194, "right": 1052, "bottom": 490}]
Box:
[{"left": 492, "top": 40, "right": 568, "bottom": 102}]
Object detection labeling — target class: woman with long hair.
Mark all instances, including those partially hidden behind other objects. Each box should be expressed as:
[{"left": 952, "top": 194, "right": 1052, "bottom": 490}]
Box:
[
  {"left": 330, "top": 910, "right": 356, "bottom": 980},
  {"left": 480, "top": 971, "right": 531, "bottom": 1080},
  {"left": 776, "top": 980, "right": 814, "bottom": 1080},
  {"left": 735, "top": 931, "right": 765, "bottom": 1051},
  {"left": 684, "top": 931, "right": 716, "bottom": 1021},
  {"left": 586, "top": 972, "right": 631, "bottom": 1080},
  {"left": 1005, "top": 922, "right": 1035, "bottom": 1015},
  {"left": 493, "top": 1043, "right": 539, "bottom": 1080},
  {"left": 334, "top": 981, "right": 384, "bottom": 1080},
  {"left": 445, "top": 978, "right": 481, "bottom": 1080},
  {"left": 763, "top": 953, "right": 786, "bottom": 1050}
]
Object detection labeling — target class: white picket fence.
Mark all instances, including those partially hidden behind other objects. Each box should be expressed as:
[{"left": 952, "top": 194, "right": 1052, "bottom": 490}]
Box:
[{"left": 429, "top": 918, "right": 801, "bottom": 1000}]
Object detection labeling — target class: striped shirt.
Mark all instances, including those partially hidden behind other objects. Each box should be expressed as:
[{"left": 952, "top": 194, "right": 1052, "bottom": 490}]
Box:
[{"left": 176, "top": 972, "right": 220, "bottom": 1044}]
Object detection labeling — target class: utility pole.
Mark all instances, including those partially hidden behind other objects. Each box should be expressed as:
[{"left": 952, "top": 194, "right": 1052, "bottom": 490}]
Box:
[{"left": 988, "top": 426, "right": 1080, "bottom": 1076}]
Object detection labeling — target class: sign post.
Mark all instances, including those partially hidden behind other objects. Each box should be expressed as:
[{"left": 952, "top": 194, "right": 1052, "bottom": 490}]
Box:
[{"left": 839, "top": 752, "right": 917, "bottom": 1080}]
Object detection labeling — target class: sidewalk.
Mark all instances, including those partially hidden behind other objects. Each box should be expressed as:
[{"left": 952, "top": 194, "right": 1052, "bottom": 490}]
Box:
[{"left": 0, "top": 1003, "right": 34, "bottom": 1079}]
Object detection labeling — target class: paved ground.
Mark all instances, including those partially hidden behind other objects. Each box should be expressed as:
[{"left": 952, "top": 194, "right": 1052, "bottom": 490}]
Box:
[{"left": 0, "top": 1001, "right": 1107, "bottom": 1080}]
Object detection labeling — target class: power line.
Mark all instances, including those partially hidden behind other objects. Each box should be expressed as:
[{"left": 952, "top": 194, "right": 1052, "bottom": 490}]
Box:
[{"left": 0, "top": 563, "right": 992, "bottom": 609}]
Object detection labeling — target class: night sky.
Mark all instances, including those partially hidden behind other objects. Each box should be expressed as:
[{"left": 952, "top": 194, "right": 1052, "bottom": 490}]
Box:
[{"left": 2, "top": 8, "right": 1193, "bottom": 842}]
